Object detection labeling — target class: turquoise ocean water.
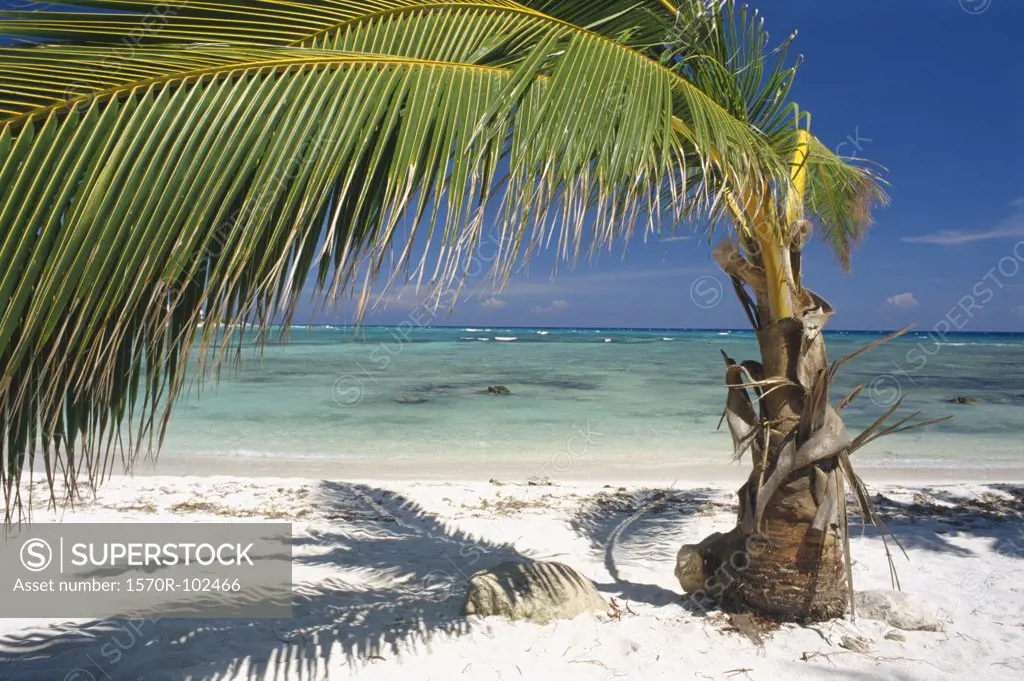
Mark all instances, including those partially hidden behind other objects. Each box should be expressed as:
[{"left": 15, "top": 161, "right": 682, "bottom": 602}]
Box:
[{"left": 161, "top": 327, "right": 1024, "bottom": 472}]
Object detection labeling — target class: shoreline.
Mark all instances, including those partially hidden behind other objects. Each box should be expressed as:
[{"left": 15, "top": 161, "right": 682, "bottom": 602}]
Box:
[{"left": 89, "top": 454, "right": 1024, "bottom": 486}]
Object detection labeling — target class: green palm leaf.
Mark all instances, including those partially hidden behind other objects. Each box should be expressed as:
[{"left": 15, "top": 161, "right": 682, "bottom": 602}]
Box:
[
  {"left": 803, "top": 134, "right": 888, "bottom": 270},
  {"left": 671, "top": 0, "right": 799, "bottom": 139},
  {"left": 0, "top": 0, "right": 786, "bottom": 516},
  {"left": 0, "top": 0, "right": 883, "bottom": 522},
  {"left": 644, "top": 1, "right": 887, "bottom": 264},
  {"left": 0, "top": 0, "right": 681, "bottom": 48}
]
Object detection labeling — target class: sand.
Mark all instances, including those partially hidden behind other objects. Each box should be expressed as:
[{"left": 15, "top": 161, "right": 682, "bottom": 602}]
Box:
[{"left": 1, "top": 467, "right": 1022, "bottom": 681}]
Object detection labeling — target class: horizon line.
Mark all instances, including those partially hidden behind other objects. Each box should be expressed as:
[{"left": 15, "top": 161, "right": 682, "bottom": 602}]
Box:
[{"left": 267, "top": 324, "right": 1024, "bottom": 335}]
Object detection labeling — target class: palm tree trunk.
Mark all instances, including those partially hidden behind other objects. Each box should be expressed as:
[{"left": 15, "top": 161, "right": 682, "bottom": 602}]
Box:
[
  {"left": 684, "top": 313, "right": 851, "bottom": 621},
  {"left": 735, "top": 474, "right": 848, "bottom": 621},
  {"left": 683, "top": 140, "right": 855, "bottom": 619}
]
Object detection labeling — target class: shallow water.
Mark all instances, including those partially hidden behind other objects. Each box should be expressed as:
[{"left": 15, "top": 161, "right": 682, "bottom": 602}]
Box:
[{"left": 161, "top": 327, "right": 1024, "bottom": 471}]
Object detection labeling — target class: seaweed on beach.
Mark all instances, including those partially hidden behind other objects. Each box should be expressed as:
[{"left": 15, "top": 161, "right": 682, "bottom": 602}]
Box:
[{"left": 868, "top": 486, "right": 1024, "bottom": 524}]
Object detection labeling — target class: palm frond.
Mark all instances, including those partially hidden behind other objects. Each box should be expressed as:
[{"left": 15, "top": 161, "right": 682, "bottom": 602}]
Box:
[
  {"left": 0, "top": 0, "right": 786, "bottom": 517},
  {"left": 0, "top": 0, "right": 681, "bottom": 49},
  {"left": 0, "top": 2, "right": 785, "bottom": 235},
  {"left": 0, "top": 0, "right": 385, "bottom": 45},
  {"left": 1, "top": 0, "right": 785, "bottom": 219},
  {"left": 0, "top": 44, "right": 319, "bottom": 119},
  {"left": 1, "top": 1, "right": 781, "bottom": 189},
  {"left": 0, "top": 0, "right": 884, "bottom": 524},
  {"left": 670, "top": 0, "right": 800, "bottom": 140},
  {"left": 634, "top": 0, "right": 804, "bottom": 248},
  {"left": 803, "top": 134, "right": 888, "bottom": 271}
]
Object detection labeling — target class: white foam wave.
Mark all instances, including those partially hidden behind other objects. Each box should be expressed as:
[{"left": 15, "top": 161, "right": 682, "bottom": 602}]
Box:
[
  {"left": 495, "top": 336, "right": 518, "bottom": 341},
  {"left": 186, "top": 450, "right": 368, "bottom": 461},
  {"left": 934, "top": 341, "right": 1021, "bottom": 348}
]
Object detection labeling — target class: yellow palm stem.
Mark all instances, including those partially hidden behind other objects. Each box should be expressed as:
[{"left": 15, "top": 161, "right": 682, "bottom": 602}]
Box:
[
  {"left": 736, "top": 180, "right": 792, "bottom": 321},
  {"left": 786, "top": 128, "right": 810, "bottom": 225}
]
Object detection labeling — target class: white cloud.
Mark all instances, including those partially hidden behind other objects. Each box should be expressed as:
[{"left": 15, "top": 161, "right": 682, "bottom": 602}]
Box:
[
  {"left": 657, "top": 235, "right": 692, "bottom": 243},
  {"left": 534, "top": 299, "right": 570, "bottom": 314},
  {"left": 902, "top": 199, "right": 1024, "bottom": 245},
  {"left": 886, "top": 292, "right": 918, "bottom": 308},
  {"left": 480, "top": 297, "right": 506, "bottom": 310}
]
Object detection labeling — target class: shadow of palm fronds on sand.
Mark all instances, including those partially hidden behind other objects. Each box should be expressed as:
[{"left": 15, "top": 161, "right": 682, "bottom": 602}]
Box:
[
  {"left": 853, "top": 483, "right": 1024, "bottom": 558},
  {"left": 0, "top": 482, "right": 530, "bottom": 681},
  {"left": 568, "top": 486, "right": 726, "bottom": 607}
]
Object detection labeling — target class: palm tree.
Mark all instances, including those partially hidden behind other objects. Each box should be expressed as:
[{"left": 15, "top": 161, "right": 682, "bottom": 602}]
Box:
[
  {"left": 663, "top": 8, "right": 951, "bottom": 620},
  {"left": 0, "top": 0, "right": 937, "bottom": 622}
]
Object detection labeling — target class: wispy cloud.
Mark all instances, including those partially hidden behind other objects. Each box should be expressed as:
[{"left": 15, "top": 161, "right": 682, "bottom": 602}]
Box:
[
  {"left": 534, "top": 299, "right": 570, "bottom": 314},
  {"left": 657, "top": 235, "right": 692, "bottom": 243},
  {"left": 480, "top": 297, "right": 506, "bottom": 310},
  {"left": 902, "top": 198, "right": 1024, "bottom": 245},
  {"left": 886, "top": 292, "right": 918, "bottom": 308}
]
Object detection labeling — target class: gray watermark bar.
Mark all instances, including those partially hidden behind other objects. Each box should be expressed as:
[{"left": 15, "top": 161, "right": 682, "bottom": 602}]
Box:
[{"left": 2, "top": 523, "right": 292, "bottom": 618}]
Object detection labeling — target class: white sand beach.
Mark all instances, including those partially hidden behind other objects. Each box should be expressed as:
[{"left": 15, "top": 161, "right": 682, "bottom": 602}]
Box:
[{"left": 2, "top": 468, "right": 1022, "bottom": 681}]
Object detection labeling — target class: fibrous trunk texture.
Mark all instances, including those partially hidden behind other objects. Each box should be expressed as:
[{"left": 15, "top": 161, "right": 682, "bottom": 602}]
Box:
[{"left": 686, "top": 299, "right": 853, "bottom": 622}]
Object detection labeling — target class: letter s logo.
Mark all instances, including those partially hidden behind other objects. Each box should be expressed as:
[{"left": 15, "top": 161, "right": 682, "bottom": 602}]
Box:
[{"left": 21, "top": 538, "right": 53, "bottom": 572}]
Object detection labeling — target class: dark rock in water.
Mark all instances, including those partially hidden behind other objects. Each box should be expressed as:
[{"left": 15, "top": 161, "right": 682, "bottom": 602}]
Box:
[
  {"left": 394, "top": 395, "right": 430, "bottom": 404},
  {"left": 410, "top": 383, "right": 461, "bottom": 395},
  {"left": 949, "top": 396, "right": 978, "bottom": 404},
  {"left": 486, "top": 385, "right": 511, "bottom": 395}
]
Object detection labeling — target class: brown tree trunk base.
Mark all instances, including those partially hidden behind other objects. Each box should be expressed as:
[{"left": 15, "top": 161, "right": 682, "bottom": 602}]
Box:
[
  {"left": 683, "top": 291, "right": 933, "bottom": 623},
  {"left": 679, "top": 477, "right": 848, "bottom": 623}
]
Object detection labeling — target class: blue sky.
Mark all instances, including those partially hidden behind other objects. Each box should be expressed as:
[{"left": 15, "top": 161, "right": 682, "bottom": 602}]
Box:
[{"left": 315, "top": 0, "right": 1022, "bottom": 331}]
